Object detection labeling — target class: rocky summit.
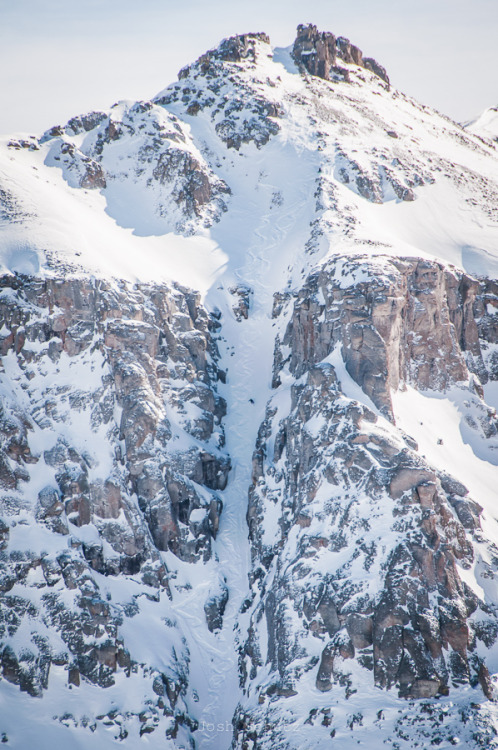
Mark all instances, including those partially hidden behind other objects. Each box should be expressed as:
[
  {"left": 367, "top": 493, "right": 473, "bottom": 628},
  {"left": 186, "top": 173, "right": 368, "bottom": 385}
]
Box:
[{"left": 1, "top": 23, "right": 498, "bottom": 750}]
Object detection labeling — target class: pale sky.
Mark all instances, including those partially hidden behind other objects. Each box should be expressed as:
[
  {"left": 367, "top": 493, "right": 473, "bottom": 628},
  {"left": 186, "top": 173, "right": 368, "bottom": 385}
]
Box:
[{"left": 1, "top": 0, "right": 497, "bottom": 135}]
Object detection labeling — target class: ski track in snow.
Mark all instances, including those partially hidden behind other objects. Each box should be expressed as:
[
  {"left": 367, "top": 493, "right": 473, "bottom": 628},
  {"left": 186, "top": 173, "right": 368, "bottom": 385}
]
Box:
[{"left": 175, "top": 148, "right": 318, "bottom": 748}]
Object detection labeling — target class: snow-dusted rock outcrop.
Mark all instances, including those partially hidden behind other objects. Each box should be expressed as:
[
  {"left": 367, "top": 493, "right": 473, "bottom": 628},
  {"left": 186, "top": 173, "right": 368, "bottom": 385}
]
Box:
[
  {"left": 0, "top": 275, "right": 227, "bottom": 744},
  {"left": 234, "top": 254, "right": 498, "bottom": 747},
  {"left": 40, "top": 101, "right": 230, "bottom": 234},
  {"left": 154, "top": 32, "right": 282, "bottom": 153},
  {"left": 274, "top": 255, "right": 498, "bottom": 419}
]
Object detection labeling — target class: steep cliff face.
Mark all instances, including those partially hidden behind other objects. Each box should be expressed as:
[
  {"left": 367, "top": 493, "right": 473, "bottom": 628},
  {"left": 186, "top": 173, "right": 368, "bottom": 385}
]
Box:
[
  {"left": 1, "top": 24, "right": 498, "bottom": 750},
  {"left": 274, "top": 255, "right": 497, "bottom": 418}
]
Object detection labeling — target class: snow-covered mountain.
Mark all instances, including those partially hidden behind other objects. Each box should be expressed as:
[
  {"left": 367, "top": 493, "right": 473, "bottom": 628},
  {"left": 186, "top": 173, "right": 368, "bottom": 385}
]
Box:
[
  {"left": 1, "top": 24, "right": 498, "bottom": 750},
  {"left": 465, "top": 106, "right": 498, "bottom": 144}
]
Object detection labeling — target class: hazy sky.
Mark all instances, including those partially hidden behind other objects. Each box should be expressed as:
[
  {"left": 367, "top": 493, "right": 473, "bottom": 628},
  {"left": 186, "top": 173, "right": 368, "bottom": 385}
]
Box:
[{"left": 1, "top": 0, "right": 497, "bottom": 135}]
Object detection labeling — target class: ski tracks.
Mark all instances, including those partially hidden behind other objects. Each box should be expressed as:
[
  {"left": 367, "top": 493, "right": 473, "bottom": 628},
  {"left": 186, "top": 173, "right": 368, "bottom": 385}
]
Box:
[{"left": 176, "top": 164, "right": 318, "bottom": 749}]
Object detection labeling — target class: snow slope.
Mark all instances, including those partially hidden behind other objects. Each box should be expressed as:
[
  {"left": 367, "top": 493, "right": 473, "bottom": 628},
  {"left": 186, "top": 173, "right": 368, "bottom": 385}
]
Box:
[{"left": 465, "top": 105, "right": 498, "bottom": 144}]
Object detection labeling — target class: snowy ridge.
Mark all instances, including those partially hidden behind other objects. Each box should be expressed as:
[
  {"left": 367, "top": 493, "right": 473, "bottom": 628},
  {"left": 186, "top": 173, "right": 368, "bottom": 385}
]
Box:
[
  {"left": 465, "top": 106, "right": 498, "bottom": 144},
  {"left": 0, "top": 24, "right": 498, "bottom": 750}
]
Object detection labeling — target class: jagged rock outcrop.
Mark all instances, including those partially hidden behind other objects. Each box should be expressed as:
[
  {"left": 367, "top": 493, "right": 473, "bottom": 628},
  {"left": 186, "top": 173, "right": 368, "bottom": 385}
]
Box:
[
  {"left": 244, "top": 362, "right": 488, "bottom": 696},
  {"left": 44, "top": 139, "right": 107, "bottom": 189},
  {"left": 204, "top": 578, "right": 229, "bottom": 633},
  {"left": 0, "top": 274, "right": 227, "bottom": 561},
  {"left": 179, "top": 32, "right": 270, "bottom": 74},
  {"left": 292, "top": 25, "right": 338, "bottom": 81},
  {"left": 155, "top": 33, "right": 282, "bottom": 151},
  {"left": 293, "top": 23, "right": 390, "bottom": 86}
]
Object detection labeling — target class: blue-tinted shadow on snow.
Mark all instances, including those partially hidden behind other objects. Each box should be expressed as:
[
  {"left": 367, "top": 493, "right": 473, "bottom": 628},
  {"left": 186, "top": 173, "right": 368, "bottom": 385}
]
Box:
[
  {"left": 272, "top": 47, "right": 299, "bottom": 75},
  {"left": 3, "top": 244, "right": 41, "bottom": 276},
  {"left": 462, "top": 244, "right": 498, "bottom": 279},
  {"left": 102, "top": 184, "right": 175, "bottom": 238}
]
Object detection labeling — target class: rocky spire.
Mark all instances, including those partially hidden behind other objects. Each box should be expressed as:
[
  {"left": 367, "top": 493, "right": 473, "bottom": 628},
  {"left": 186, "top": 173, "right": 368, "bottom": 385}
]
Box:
[
  {"left": 293, "top": 23, "right": 390, "bottom": 86},
  {"left": 292, "top": 24, "right": 338, "bottom": 80}
]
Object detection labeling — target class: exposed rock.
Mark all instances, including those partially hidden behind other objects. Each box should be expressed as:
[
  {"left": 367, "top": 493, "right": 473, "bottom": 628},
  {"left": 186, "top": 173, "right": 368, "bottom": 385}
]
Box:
[
  {"left": 156, "top": 34, "right": 282, "bottom": 153},
  {"left": 237, "top": 242, "right": 498, "bottom": 745},
  {"left": 293, "top": 24, "right": 337, "bottom": 80},
  {"left": 179, "top": 32, "right": 270, "bottom": 77},
  {"left": 363, "top": 57, "right": 390, "bottom": 86},
  {"left": 293, "top": 24, "right": 390, "bottom": 86},
  {"left": 211, "top": 33, "right": 271, "bottom": 64},
  {"left": 45, "top": 140, "right": 106, "bottom": 189},
  {"left": 336, "top": 36, "right": 363, "bottom": 66},
  {"left": 152, "top": 147, "right": 228, "bottom": 218},
  {"left": 230, "top": 285, "right": 252, "bottom": 320},
  {"left": 204, "top": 580, "right": 229, "bottom": 632},
  {"left": 7, "top": 138, "right": 39, "bottom": 152},
  {"left": 277, "top": 256, "right": 493, "bottom": 419},
  {"left": 0, "top": 272, "right": 227, "bottom": 725},
  {"left": 44, "top": 102, "right": 230, "bottom": 234},
  {"left": 244, "top": 357, "right": 481, "bottom": 701},
  {"left": 2, "top": 22, "right": 498, "bottom": 750},
  {"left": 316, "top": 634, "right": 355, "bottom": 691}
]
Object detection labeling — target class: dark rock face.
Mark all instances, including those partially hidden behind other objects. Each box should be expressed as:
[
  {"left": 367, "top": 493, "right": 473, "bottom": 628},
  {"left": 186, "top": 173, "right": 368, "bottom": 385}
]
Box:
[
  {"left": 245, "top": 363, "right": 482, "bottom": 695},
  {"left": 210, "top": 32, "right": 271, "bottom": 64},
  {"left": 293, "top": 24, "right": 390, "bottom": 86},
  {"left": 229, "top": 284, "right": 252, "bottom": 320},
  {"left": 152, "top": 148, "right": 218, "bottom": 218},
  {"left": 336, "top": 36, "right": 363, "bottom": 66},
  {"left": 363, "top": 57, "right": 390, "bottom": 85},
  {"left": 66, "top": 111, "right": 108, "bottom": 135},
  {"left": 45, "top": 140, "right": 107, "bottom": 189},
  {"left": 7, "top": 137, "right": 39, "bottom": 152},
  {"left": 293, "top": 24, "right": 337, "bottom": 80},
  {"left": 178, "top": 32, "right": 270, "bottom": 78},
  {"left": 204, "top": 580, "right": 229, "bottom": 632},
  {"left": 477, "top": 278, "right": 498, "bottom": 378},
  {"left": 0, "top": 275, "right": 227, "bottom": 565}
]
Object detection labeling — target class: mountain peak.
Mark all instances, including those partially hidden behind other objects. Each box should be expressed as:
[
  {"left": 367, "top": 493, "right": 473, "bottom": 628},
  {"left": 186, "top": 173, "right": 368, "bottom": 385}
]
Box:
[
  {"left": 465, "top": 104, "right": 498, "bottom": 143},
  {"left": 175, "top": 24, "right": 390, "bottom": 89},
  {"left": 1, "top": 17, "right": 498, "bottom": 750}
]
